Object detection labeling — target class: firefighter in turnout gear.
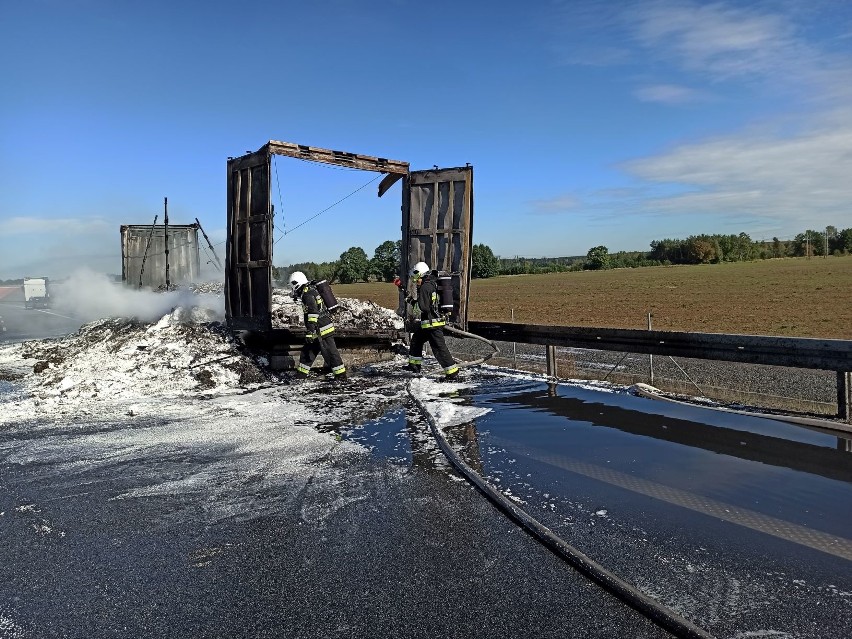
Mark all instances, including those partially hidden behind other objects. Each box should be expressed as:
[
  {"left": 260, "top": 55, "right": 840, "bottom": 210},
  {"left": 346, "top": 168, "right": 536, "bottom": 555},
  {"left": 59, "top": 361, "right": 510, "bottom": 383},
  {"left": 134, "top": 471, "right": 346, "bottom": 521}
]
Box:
[
  {"left": 399, "top": 261, "right": 459, "bottom": 381},
  {"left": 289, "top": 272, "right": 347, "bottom": 382}
]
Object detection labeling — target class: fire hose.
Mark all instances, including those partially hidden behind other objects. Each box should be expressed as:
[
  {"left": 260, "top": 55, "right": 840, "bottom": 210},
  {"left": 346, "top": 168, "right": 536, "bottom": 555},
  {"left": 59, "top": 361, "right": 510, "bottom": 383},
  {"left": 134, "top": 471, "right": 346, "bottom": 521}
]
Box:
[
  {"left": 396, "top": 275, "right": 498, "bottom": 369},
  {"left": 407, "top": 380, "right": 716, "bottom": 639},
  {"left": 444, "top": 324, "right": 499, "bottom": 368}
]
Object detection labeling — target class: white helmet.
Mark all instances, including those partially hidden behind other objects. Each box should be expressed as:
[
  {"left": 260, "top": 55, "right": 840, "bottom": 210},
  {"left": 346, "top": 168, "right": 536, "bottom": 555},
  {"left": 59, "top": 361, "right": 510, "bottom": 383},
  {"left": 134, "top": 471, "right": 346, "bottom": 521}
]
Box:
[
  {"left": 410, "top": 261, "right": 430, "bottom": 278},
  {"left": 289, "top": 271, "right": 308, "bottom": 296}
]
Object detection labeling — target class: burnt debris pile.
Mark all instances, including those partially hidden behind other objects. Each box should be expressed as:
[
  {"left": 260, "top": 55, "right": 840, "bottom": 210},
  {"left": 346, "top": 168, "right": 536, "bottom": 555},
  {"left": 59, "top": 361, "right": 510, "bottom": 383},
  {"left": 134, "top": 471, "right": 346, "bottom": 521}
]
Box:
[
  {"left": 8, "top": 306, "right": 266, "bottom": 405},
  {"left": 270, "top": 289, "right": 404, "bottom": 332},
  {"left": 1, "top": 283, "right": 407, "bottom": 406}
]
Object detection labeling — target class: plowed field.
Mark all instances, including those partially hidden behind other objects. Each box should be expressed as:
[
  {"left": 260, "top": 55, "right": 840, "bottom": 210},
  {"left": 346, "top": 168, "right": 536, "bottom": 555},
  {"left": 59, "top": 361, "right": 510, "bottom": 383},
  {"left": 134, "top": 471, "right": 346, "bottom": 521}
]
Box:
[{"left": 334, "top": 256, "right": 852, "bottom": 339}]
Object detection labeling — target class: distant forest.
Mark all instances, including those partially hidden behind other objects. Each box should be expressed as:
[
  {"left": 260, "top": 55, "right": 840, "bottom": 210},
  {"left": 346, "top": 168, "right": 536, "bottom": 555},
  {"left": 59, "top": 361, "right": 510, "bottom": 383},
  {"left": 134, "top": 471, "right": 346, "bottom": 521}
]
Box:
[
  {"left": 3, "top": 228, "right": 844, "bottom": 288},
  {"left": 268, "top": 225, "right": 852, "bottom": 283}
]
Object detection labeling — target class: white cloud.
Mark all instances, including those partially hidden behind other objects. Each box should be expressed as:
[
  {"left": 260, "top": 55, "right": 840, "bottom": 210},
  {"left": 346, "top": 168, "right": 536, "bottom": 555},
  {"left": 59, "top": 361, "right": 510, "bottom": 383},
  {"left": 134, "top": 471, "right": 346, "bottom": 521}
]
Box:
[
  {"left": 585, "top": 3, "right": 852, "bottom": 234},
  {"left": 632, "top": 1, "right": 800, "bottom": 79},
  {"left": 527, "top": 194, "right": 582, "bottom": 215},
  {"left": 634, "top": 83, "right": 706, "bottom": 104},
  {"left": 627, "top": 0, "right": 852, "bottom": 107},
  {"left": 0, "top": 215, "right": 112, "bottom": 235},
  {"left": 622, "top": 109, "right": 852, "bottom": 224},
  {"left": 549, "top": 2, "right": 852, "bottom": 105}
]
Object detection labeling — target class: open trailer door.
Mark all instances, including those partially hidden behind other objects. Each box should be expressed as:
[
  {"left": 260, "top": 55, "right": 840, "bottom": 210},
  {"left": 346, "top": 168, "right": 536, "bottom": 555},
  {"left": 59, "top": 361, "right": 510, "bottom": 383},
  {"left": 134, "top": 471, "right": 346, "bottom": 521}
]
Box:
[
  {"left": 225, "top": 148, "right": 273, "bottom": 332},
  {"left": 225, "top": 139, "right": 409, "bottom": 337},
  {"left": 402, "top": 166, "right": 474, "bottom": 330}
]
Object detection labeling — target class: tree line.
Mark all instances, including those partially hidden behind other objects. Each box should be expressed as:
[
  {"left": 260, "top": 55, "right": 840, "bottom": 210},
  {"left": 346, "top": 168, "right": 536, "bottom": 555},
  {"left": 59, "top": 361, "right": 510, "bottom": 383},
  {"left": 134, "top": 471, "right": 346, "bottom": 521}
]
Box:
[
  {"left": 274, "top": 241, "right": 402, "bottom": 285},
  {"left": 274, "top": 226, "right": 852, "bottom": 283},
  {"left": 586, "top": 226, "right": 852, "bottom": 270},
  {"left": 274, "top": 241, "right": 510, "bottom": 284}
]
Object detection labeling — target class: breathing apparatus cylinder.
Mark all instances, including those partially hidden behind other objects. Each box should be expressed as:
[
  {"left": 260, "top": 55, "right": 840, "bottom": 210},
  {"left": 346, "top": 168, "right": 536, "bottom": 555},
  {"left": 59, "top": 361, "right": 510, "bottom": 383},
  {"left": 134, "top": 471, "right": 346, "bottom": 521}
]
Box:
[
  {"left": 437, "top": 273, "right": 455, "bottom": 315},
  {"left": 314, "top": 279, "right": 339, "bottom": 312}
]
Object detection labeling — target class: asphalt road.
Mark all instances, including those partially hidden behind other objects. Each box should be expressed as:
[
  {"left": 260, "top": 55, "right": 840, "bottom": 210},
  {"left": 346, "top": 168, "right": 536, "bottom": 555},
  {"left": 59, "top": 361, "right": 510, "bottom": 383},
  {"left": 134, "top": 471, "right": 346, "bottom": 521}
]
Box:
[
  {"left": 0, "top": 423, "right": 673, "bottom": 639},
  {"left": 2, "top": 308, "right": 850, "bottom": 638},
  {"left": 3, "top": 379, "right": 851, "bottom": 638},
  {"left": 0, "top": 301, "right": 84, "bottom": 344}
]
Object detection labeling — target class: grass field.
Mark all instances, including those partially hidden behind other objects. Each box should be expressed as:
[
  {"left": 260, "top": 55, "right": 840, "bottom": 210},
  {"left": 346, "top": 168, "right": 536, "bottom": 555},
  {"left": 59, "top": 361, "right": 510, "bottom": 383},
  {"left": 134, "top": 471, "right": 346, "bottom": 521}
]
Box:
[{"left": 333, "top": 255, "right": 852, "bottom": 340}]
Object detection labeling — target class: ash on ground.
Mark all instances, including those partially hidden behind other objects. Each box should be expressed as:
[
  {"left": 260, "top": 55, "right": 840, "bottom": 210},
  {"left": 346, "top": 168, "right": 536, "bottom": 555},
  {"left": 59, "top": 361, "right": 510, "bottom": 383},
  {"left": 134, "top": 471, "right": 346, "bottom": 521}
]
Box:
[
  {"left": 185, "top": 280, "right": 405, "bottom": 331},
  {"left": 0, "top": 285, "right": 426, "bottom": 428},
  {"left": 0, "top": 283, "right": 485, "bottom": 526},
  {"left": 270, "top": 288, "right": 405, "bottom": 332}
]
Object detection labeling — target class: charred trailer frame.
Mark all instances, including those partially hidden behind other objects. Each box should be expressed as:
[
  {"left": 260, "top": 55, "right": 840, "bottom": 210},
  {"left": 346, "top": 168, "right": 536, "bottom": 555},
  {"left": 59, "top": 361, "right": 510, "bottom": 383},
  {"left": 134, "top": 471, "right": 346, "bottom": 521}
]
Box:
[
  {"left": 224, "top": 140, "right": 475, "bottom": 350},
  {"left": 120, "top": 223, "right": 201, "bottom": 289}
]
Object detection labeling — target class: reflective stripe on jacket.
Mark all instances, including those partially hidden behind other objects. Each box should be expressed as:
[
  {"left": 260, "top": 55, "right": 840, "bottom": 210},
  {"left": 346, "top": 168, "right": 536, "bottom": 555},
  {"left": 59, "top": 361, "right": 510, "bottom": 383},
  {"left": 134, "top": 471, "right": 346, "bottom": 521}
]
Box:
[
  {"left": 409, "top": 273, "right": 446, "bottom": 330},
  {"left": 299, "top": 285, "right": 334, "bottom": 338}
]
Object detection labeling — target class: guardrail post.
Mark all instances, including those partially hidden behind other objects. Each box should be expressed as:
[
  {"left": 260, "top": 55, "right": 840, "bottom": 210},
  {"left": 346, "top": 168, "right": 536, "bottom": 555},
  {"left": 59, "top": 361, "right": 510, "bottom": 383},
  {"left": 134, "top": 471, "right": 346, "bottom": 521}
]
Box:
[
  {"left": 511, "top": 308, "right": 517, "bottom": 370},
  {"left": 838, "top": 371, "right": 852, "bottom": 423},
  {"left": 648, "top": 312, "right": 654, "bottom": 385},
  {"left": 546, "top": 345, "right": 557, "bottom": 379}
]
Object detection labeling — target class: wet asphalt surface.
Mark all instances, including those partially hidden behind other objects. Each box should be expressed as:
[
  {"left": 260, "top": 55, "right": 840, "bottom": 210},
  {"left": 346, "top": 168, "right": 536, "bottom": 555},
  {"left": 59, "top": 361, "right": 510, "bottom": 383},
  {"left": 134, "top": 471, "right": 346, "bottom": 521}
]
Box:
[
  {"left": 0, "top": 302, "right": 669, "bottom": 638},
  {"left": 2, "top": 309, "right": 851, "bottom": 638},
  {"left": 3, "top": 377, "right": 852, "bottom": 639},
  {"left": 1, "top": 424, "right": 673, "bottom": 639}
]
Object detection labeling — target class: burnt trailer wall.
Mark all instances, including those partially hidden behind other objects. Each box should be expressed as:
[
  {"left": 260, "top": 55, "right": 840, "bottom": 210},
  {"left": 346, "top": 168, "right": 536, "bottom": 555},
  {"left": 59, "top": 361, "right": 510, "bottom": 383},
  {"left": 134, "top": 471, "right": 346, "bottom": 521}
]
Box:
[
  {"left": 225, "top": 149, "right": 274, "bottom": 332},
  {"left": 401, "top": 166, "right": 474, "bottom": 329},
  {"left": 121, "top": 224, "right": 201, "bottom": 289}
]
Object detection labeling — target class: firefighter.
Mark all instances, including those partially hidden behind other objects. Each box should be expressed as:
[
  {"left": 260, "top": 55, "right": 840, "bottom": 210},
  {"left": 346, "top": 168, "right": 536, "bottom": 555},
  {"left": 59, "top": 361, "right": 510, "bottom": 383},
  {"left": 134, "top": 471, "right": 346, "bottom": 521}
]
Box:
[
  {"left": 289, "top": 271, "right": 347, "bottom": 382},
  {"left": 398, "top": 261, "right": 460, "bottom": 381}
]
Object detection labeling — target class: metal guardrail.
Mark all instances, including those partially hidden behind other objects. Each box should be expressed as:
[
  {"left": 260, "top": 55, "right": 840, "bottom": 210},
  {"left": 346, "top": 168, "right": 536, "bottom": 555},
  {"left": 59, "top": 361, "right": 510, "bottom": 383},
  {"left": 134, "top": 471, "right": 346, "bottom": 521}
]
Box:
[{"left": 467, "top": 321, "right": 852, "bottom": 423}]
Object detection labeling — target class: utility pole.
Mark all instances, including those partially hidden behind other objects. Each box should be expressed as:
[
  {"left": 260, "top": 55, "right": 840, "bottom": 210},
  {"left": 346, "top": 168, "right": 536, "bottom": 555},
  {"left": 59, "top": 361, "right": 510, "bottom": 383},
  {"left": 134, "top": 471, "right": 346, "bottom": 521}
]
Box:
[
  {"left": 825, "top": 226, "right": 829, "bottom": 259},
  {"left": 164, "top": 197, "right": 170, "bottom": 289},
  {"left": 806, "top": 233, "right": 810, "bottom": 259}
]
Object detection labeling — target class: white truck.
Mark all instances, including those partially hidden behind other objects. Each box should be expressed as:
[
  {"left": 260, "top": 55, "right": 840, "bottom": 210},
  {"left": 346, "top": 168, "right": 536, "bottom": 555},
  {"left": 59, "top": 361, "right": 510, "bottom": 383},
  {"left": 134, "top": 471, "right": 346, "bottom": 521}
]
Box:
[{"left": 23, "top": 277, "right": 50, "bottom": 309}]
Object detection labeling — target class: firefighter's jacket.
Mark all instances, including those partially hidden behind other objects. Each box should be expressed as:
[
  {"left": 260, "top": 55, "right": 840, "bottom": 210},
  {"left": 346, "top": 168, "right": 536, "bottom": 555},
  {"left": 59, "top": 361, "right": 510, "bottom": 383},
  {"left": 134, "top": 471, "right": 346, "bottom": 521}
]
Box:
[
  {"left": 298, "top": 285, "right": 335, "bottom": 339},
  {"left": 408, "top": 273, "right": 446, "bottom": 329}
]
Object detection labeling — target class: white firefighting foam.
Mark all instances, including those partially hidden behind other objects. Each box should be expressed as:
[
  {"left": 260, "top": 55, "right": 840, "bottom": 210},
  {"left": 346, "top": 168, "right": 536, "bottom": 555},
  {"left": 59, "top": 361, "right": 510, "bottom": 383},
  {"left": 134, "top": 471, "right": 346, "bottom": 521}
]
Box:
[{"left": 0, "top": 288, "right": 485, "bottom": 526}]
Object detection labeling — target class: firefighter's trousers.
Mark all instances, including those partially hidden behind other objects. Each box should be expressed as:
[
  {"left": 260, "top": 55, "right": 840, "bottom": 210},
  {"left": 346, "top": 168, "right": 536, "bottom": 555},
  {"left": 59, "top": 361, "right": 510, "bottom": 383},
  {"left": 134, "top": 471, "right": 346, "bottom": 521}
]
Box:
[
  {"left": 298, "top": 335, "right": 346, "bottom": 376},
  {"left": 409, "top": 327, "right": 458, "bottom": 375}
]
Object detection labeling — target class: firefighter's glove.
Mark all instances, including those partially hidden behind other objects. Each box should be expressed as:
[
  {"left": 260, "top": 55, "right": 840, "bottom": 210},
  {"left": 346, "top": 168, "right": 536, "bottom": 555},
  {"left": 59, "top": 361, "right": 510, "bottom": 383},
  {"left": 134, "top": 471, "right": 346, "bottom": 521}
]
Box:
[
  {"left": 305, "top": 334, "right": 317, "bottom": 344},
  {"left": 405, "top": 294, "right": 416, "bottom": 306}
]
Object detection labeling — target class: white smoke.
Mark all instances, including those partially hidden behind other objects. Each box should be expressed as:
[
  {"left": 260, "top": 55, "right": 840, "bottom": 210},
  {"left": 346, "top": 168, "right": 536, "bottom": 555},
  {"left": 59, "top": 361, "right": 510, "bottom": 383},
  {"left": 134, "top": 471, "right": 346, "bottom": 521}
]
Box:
[{"left": 51, "top": 268, "right": 225, "bottom": 324}]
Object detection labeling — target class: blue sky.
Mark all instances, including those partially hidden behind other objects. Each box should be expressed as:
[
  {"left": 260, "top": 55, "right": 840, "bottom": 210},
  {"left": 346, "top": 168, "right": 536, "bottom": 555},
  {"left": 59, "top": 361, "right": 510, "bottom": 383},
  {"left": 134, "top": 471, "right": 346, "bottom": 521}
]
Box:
[{"left": 2, "top": 0, "right": 851, "bottom": 278}]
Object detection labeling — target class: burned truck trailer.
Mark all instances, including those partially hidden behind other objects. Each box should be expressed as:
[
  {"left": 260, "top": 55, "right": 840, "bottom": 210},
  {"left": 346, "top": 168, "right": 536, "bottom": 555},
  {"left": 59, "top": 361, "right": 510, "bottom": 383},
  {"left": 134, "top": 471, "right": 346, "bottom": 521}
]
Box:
[
  {"left": 224, "top": 140, "right": 475, "bottom": 365},
  {"left": 121, "top": 223, "right": 201, "bottom": 289}
]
